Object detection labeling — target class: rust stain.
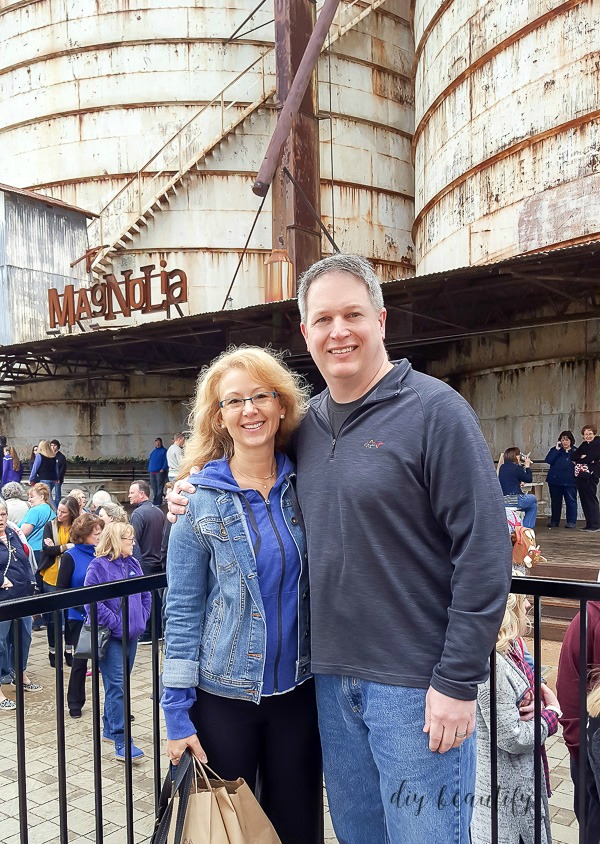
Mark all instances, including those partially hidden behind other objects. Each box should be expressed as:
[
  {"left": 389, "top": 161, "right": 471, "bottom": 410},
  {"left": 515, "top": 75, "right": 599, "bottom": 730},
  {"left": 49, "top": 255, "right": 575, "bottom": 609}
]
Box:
[
  {"left": 412, "top": 108, "right": 600, "bottom": 242},
  {"left": 412, "top": 0, "right": 587, "bottom": 153}
]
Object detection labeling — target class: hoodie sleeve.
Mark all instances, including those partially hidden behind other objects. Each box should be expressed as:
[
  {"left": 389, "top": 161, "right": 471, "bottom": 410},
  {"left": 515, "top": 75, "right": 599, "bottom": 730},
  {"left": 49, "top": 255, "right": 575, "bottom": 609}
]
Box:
[
  {"left": 29, "top": 453, "right": 41, "bottom": 484},
  {"left": 423, "top": 387, "right": 513, "bottom": 701},
  {"left": 162, "top": 498, "right": 210, "bottom": 689}
]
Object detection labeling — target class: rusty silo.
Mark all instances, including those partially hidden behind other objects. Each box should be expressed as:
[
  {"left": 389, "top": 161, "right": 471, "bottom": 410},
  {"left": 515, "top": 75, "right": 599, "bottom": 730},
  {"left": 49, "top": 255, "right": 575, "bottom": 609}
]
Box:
[
  {"left": 412, "top": 0, "right": 600, "bottom": 274},
  {"left": 0, "top": 0, "right": 415, "bottom": 321}
]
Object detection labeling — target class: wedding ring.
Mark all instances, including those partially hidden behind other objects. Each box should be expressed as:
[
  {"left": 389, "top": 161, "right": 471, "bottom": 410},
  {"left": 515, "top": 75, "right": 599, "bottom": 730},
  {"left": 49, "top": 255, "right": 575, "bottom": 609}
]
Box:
[{"left": 455, "top": 731, "right": 467, "bottom": 738}]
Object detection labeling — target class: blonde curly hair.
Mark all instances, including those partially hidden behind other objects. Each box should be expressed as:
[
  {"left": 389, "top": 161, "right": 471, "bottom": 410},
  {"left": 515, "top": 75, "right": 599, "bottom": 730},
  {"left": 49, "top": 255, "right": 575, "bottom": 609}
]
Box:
[
  {"left": 179, "top": 346, "right": 310, "bottom": 478},
  {"left": 496, "top": 574, "right": 531, "bottom": 654}
]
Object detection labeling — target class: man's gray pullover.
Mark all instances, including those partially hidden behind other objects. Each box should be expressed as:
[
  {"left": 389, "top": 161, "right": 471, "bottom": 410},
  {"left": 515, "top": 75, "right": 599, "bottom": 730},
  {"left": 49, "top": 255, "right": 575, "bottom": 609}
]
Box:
[{"left": 295, "top": 361, "right": 512, "bottom": 701}]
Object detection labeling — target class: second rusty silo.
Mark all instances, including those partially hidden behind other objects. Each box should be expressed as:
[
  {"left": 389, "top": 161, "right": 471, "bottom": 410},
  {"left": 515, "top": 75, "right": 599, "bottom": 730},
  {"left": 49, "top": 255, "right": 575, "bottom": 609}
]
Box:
[{"left": 412, "top": 0, "right": 600, "bottom": 274}]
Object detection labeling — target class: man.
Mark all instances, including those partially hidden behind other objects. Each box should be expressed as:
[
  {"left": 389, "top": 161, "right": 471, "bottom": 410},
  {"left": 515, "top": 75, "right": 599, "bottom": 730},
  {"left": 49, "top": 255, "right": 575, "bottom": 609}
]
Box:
[
  {"left": 50, "top": 439, "right": 67, "bottom": 506},
  {"left": 128, "top": 480, "right": 166, "bottom": 642},
  {"left": 148, "top": 437, "right": 169, "bottom": 505},
  {"left": 168, "top": 255, "right": 512, "bottom": 842},
  {"left": 166, "top": 433, "right": 185, "bottom": 482}
]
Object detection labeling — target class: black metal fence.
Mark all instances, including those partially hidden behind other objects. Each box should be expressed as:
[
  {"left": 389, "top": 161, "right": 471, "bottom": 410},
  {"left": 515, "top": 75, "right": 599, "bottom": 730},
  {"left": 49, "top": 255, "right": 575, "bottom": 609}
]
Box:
[
  {"left": 0, "top": 574, "right": 166, "bottom": 844},
  {"left": 0, "top": 575, "right": 598, "bottom": 843},
  {"left": 493, "top": 576, "right": 600, "bottom": 844}
]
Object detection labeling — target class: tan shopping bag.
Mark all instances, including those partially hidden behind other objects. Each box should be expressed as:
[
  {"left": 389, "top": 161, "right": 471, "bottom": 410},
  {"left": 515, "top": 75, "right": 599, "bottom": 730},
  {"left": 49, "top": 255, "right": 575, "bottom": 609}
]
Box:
[{"left": 152, "top": 750, "right": 281, "bottom": 844}]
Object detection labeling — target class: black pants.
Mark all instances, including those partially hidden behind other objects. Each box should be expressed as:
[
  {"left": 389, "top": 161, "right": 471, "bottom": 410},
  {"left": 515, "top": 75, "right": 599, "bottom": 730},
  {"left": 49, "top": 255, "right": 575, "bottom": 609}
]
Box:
[
  {"left": 576, "top": 474, "right": 600, "bottom": 529},
  {"left": 66, "top": 619, "right": 87, "bottom": 714},
  {"left": 189, "top": 679, "right": 323, "bottom": 844},
  {"left": 570, "top": 753, "right": 600, "bottom": 843}
]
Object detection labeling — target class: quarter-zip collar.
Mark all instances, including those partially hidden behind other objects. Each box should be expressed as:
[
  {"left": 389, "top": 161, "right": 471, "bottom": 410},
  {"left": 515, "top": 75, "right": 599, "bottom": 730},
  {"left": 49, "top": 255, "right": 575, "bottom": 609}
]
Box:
[{"left": 310, "top": 359, "right": 410, "bottom": 430}]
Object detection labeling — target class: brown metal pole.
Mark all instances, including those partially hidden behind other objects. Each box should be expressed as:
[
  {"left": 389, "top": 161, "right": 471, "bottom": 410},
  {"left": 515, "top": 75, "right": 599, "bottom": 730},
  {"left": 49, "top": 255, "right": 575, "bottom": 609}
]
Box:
[{"left": 253, "top": 0, "right": 340, "bottom": 197}]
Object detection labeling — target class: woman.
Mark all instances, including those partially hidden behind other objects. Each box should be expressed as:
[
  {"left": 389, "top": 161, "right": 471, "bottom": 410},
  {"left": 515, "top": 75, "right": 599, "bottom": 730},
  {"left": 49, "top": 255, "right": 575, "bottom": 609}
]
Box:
[
  {"left": 1, "top": 482, "right": 30, "bottom": 524},
  {"left": 0, "top": 501, "right": 42, "bottom": 711},
  {"left": 68, "top": 489, "right": 89, "bottom": 515},
  {"left": 498, "top": 446, "right": 538, "bottom": 528},
  {"left": 38, "top": 496, "right": 81, "bottom": 667},
  {"left": 84, "top": 522, "right": 151, "bottom": 762},
  {"left": 28, "top": 440, "right": 57, "bottom": 498},
  {"left": 545, "top": 431, "right": 577, "bottom": 528},
  {"left": 56, "top": 513, "right": 103, "bottom": 718},
  {"left": 162, "top": 347, "right": 322, "bottom": 844},
  {"left": 2, "top": 447, "right": 23, "bottom": 486},
  {"left": 571, "top": 425, "right": 600, "bottom": 532},
  {"left": 472, "top": 580, "right": 561, "bottom": 843},
  {"left": 17, "top": 483, "right": 55, "bottom": 566},
  {"left": 97, "top": 501, "right": 128, "bottom": 525}
]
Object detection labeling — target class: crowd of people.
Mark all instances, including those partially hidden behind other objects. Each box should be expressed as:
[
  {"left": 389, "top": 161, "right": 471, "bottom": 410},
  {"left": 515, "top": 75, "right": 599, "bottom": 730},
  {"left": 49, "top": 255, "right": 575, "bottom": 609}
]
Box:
[
  {"left": 0, "top": 460, "right": 167, "bottom": 762},
  {"left": 498, "top": 425, "right": 600, "bottom": 533},
  {"left": 1, "top": 254, "right": 600, "bottom": 843}
]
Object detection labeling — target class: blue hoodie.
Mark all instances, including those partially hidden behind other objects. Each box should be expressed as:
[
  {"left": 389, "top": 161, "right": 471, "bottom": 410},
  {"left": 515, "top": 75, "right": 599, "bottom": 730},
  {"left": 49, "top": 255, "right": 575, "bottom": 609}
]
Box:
[{"left": 188, "top": 452, "right": 301, "bottom": 696}]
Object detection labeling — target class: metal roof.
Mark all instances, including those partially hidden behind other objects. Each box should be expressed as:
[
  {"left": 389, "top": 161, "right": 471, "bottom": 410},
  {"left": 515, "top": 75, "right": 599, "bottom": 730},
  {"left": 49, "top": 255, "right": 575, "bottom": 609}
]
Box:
[
  {"left": 1, "top": 240, "right": 600, "bottom": 389},
  {"left": 0, "top": 184, "right": 97, "bottom": 219}
]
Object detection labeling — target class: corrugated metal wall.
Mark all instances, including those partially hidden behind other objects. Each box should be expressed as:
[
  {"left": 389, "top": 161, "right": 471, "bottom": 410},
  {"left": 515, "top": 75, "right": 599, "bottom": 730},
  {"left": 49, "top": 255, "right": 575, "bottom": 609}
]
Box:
[{"left": 0, "top": 190, "right": 90, "bottom": 345}]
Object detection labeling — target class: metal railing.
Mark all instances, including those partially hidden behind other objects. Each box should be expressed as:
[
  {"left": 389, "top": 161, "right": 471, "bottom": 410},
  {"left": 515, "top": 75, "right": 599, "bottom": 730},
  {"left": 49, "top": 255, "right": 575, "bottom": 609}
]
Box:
[
  {"left": 491, "top": 576, "right": 600, "bottom": 844},
  {"left": 0, "top": 574, "right": 166, "bottom": 844},
  {"left": 2, "top": 573, "right": 595, "bottom": 843}
]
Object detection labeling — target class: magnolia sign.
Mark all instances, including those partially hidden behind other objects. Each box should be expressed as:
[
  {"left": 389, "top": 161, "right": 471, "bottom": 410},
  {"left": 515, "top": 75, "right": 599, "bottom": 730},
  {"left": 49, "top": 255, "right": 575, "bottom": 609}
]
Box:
[{"left": 48, "top": 261, "right": 188, "bottom": 328}]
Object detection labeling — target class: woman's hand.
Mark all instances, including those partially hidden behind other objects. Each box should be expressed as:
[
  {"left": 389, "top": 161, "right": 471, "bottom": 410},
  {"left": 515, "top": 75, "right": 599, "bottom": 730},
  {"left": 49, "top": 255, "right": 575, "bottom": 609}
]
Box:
[
  {"left": 166, "top": 735, "right": 207, "bottom": 765},
  {"left": 523, "top": 454, "right": 532, "bottom": 468},
  {"left": 43, "top": 537, "right": 53, "bottom": 546},
  {"left": 541, "top": 684, "right": 560, "bottom": 710}
]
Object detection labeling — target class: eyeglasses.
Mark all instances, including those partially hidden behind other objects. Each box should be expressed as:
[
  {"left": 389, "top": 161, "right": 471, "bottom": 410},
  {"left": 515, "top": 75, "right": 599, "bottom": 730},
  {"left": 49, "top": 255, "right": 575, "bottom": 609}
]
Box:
[{"left": 219, "top": 391, "right": 279, "bottom": 411}]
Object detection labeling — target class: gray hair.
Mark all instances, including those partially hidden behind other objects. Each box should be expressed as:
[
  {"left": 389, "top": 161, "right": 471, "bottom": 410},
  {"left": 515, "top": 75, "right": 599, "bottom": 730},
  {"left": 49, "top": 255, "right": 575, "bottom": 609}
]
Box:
[
  {"left": 99, "top": 501, "right": 129, "bottom": 523},
  {"left": 297, "top": 254, "right": 384, "bottom": 324},
  {"left": 91, "top": 489, "right": 113, "bottom": 508},
  {"left": 0, "top": 498, "right": 7, "bottom": 514},
  {"left": 1, "top": 482, "right": 28, "bottom": 501}
]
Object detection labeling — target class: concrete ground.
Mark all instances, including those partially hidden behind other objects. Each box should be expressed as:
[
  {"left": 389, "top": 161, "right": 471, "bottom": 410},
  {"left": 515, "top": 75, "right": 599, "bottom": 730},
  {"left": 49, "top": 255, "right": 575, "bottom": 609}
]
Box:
[{"left": 0, "top": 627, "right": 579, "bottom": 843}]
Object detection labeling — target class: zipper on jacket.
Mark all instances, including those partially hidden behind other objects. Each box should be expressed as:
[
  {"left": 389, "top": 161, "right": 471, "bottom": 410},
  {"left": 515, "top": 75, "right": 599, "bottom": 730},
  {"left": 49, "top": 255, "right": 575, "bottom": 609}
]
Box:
[
  {"left": 263, "top": 497, "right": 286, "bottom": 694},
  {"left": 330, "top": 438, "right": 336, "bottom": 459}
]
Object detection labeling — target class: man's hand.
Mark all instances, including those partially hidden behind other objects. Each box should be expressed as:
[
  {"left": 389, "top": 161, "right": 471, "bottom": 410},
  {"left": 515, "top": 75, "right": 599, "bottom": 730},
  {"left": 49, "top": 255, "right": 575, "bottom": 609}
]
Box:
[
  {"left": 166, "top": 472, "right": 198, "bottom": 523},
  {"left": 423, "top": 686, "right": 475, "bottom": 753}
]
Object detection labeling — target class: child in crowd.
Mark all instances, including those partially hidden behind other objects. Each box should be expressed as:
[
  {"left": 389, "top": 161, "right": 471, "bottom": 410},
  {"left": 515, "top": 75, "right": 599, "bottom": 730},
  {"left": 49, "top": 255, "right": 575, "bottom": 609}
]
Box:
[
  {"left": 83, "top": 522, "right": 151, "bottom": 762},
  {"left": 471, "top": 578, "right": 561, "bottom": 844}
]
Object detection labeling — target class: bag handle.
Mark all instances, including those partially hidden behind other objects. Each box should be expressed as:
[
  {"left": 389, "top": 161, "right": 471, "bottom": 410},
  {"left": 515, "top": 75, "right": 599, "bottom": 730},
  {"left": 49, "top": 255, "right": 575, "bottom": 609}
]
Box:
[{"left": 151, "top": 750, "right": 194, "bottom": 844}]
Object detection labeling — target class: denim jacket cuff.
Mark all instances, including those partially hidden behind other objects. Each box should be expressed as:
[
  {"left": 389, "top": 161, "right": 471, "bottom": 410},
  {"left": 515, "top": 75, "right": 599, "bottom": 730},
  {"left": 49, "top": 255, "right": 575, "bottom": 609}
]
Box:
[{"left": 162, "top": 658, "right": 199, "bottom": 687}]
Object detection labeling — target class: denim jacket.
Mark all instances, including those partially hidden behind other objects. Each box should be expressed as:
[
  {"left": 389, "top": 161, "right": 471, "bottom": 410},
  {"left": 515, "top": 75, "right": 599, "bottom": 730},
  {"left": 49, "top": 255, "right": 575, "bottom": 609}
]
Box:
[{"left": 163, "top": 458, "right": 311, "bottom": 703}]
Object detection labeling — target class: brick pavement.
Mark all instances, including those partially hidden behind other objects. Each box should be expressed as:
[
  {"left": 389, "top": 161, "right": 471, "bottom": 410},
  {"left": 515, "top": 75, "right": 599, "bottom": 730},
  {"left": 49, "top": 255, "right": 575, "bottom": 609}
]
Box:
[{"left": 0, "top": 628, "right": 578, "bottom": 843}]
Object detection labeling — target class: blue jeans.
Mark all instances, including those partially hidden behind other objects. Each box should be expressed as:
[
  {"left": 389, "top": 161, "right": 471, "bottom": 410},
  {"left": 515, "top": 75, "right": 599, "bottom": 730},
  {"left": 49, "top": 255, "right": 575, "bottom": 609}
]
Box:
[
  {"left": 517, "top": 493, "right": 538, "bottom": 528},
  {"left": 149, "top": 472, "right": 165, "bottom": 506},
  {"left": 53, "top": 483, "right": 62, "bottom": 507},
  {"left": 100, "top": 637, "right": 137, "bottom": 746},
  {"left": 548, "top": 484, "right": 577, "bottom": 526},
  {"left": 315, "top": 675, "right": 476, "bottom": 844},
  {"left": 0, "top": 617, "right": 32, "bottom": 679}
]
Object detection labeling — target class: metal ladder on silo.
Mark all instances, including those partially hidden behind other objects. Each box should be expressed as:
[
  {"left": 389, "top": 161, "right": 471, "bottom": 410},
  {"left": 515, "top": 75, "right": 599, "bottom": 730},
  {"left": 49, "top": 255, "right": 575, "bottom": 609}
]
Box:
[{"left": 88, "top": 0, "right": 389, "bottom": 277}]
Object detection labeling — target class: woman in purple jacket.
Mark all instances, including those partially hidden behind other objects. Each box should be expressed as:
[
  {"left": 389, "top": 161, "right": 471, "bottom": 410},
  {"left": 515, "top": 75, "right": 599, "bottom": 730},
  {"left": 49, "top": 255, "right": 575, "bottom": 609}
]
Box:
[
  {"left": 84, "top": 521, "right": 151, "bottom": 762},
  {"left": 2, "top": 447, "right": 23, "bottom": 486}
]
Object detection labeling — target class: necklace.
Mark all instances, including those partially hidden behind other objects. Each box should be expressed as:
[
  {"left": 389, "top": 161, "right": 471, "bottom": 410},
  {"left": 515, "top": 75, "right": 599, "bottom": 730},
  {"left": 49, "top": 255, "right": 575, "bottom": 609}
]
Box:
[{"left": 231, "top": 460, "right": 276, "bottom": 490}]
